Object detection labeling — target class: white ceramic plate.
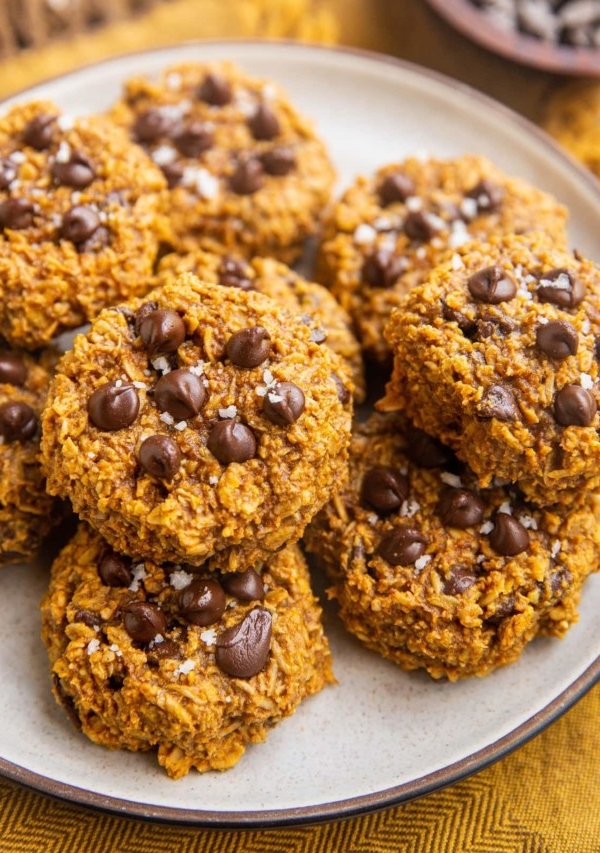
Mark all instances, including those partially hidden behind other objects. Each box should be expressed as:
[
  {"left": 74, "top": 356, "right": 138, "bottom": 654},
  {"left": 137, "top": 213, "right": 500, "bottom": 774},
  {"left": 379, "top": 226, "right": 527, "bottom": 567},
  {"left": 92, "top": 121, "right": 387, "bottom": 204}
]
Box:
[{"left": 2, "top": 41, "right": 600, "bottom": 828}]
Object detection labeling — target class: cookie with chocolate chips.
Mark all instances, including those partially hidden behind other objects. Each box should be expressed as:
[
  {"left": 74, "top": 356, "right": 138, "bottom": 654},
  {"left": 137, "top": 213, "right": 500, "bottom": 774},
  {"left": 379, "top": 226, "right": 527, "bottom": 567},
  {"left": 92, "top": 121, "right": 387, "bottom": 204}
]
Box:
[
  {"left": 157, "top": 249, "right": 365, "bottom": 400},
  {"left": 109, "top": 61, "right": 335, "bottom": 263},
  {"left": 317, "top": 154, "right": 568, "bottom": 365},
  {"left": 380, "top": 231, "right": 600, "bottom": 506},
  {"left": 41, "top": 272, "right": 352, "bottom": 571},
  {"left": 304, "top": 412, "right": 600, "bottom": 680},
  {"left": 0, "top": 343, "right": 66, "bottom": 565},
  {"left": 41, "top": 523, "right": 333, "bottom": 778},
  {"left": 0, "top": 100, "right": 169, "bottom": 350}
]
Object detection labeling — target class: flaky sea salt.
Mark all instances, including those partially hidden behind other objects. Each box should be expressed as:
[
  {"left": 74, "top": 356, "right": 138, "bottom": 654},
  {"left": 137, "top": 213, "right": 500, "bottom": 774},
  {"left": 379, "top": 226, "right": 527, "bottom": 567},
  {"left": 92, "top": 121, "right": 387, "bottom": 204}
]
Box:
[
  {"left": 581, "top": 373, "right": 594, "bottom": 390},
  {"left": 414, "top": 555, "right": 431, "bottom": 572},
  {"left": 400, "top": 499, "right": 421, "bottom": 518},
  {"left": 353, "top": 223, "right": 377, "bottom": 245},
  {"left": 551, "top": 540, "right": 562, "bottom": 558},
  {"left": 87, "top": 639, "right": 101, "bottom": 655},
  {"left": 498, "top": 501, "right": 513, "bottom": 515},
  {"left": 174, "top": 659, "right": 195, "bottom": 677},
  {"left": 200, "top": 628, "right": 217, "bottom": 646},
  {"left": 480, "top": 520, "right": 494, "bottom": 535},
  {"left": 152, "top": 144, "right": 177, "bottom": 166},
  {"left": 440, "top": 471, "right": 462, "bottom": 488},
  {"left": 159, "top": 412, "right": 175, "bottom": 426},
  {"left": 170, "top": 570, "right": 193, "bottom": 590},
  {"left": 109, "top": 644, "right": 123, "bottom": 658},
  {"left": 128, "top": 563, "right": 147, "bottom": 592},
  {"left": 219, "top": 405, "right": 238, "bottom": 418},
  {"left": 519, "top": 514, "right": 538, "bottom": 530}
]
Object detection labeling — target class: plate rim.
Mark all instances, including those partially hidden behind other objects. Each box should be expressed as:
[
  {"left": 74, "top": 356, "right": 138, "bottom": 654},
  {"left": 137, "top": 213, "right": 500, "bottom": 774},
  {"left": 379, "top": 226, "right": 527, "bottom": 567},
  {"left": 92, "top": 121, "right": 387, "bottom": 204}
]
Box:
[{"left": 2, "top": 37, "right": 600, "bottom": 828}]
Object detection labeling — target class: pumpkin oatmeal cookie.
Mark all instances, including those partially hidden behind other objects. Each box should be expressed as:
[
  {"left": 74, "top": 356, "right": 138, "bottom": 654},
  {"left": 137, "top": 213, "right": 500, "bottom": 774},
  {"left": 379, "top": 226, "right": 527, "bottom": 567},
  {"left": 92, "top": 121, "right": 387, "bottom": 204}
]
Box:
[
  {"left": 41, "top": 273, "right": 352, "bottom": 571},
  {"left": 304, "top": 412, "right": 600, "bottom": 680},
  {"left": 41, "top": 523, "right": 333, "bottom": 778},
  {"left": 109, "top": 61, "right": 335, "bottom": 263},
  {"left": 379, "top": 231, "right": 600, "bottom": 507},
  {"left": 317, "top": 154, "right": 568, "bottom": 365},
  {"left": 0, "top": 100, "right": 169, "bottom": 350}
]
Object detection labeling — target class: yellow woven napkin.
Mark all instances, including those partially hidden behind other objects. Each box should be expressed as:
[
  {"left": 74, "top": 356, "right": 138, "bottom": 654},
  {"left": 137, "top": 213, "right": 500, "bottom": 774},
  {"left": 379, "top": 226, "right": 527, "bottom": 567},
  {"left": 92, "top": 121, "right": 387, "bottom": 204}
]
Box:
[{"left": 1, "top": 1, "right": 600, "bottom": 851}]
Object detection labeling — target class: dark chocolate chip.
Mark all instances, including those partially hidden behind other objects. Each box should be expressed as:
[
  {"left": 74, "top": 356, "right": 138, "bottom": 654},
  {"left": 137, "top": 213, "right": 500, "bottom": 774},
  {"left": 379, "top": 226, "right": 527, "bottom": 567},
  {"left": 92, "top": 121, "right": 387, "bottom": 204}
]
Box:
[
  {"left": 178, "top": 578, "right": 226, "bottom": 626},
  {"left": 72, "top": 609, "right": 101, "bottom": 628},
  {"left": 197, "top": 72, "right": 233, "bottom": 106},
  {"left": 488, "top": 512, "right": 530, "bottom": 556},
  {"left": 261, "top": 145, "right": 295, "bottom": 176},
  {"left": 122, "top": 601, "right": 167, "bottom": 644},
  {"left": 134, "top": 300, "right": 160, "bottom": 335},
  {"left": 248, "top": 103, "right": 280, "bottom": 140},
  {"left": 467, "top": 265, "right": 517, "bottom": 304},
  {"left": 78, "top": 225, "right": 109, "bottom": 253},
  {"left": 207, "top": 419, "right": 257, "bottom": 464},
  {"left": 403, "top": 210, "right": 442, "bottom": 242},
  {"left": 173, "top": 121, "right": 214, "bottom": 158},
  {"left": 0, "top": 351, "right": 27, "bottom": 386},
  {"left": 161, "top": 161, "right": 184, "bottom": 188},
  {"left": 485, "top": 595, "right": 516, "bottom": 624},
  {"left": 554, "top": 384, "right": 597, "bottom": 426},
  {"left": 220, "top": 568, "right": 265, "bottom": 602},
  {"left": 477, "top": 384, "right": 519, "bottom": 421},
  {"left": 441, "top": 300, "right": 477, "bottom": 337},
  {"left": 51, "top": 151, "right": 95, "bottom": 188},
  {"left": 378, "top": 171, "right": 416, "bottom": 205},
  {"left": 60, "top": 205, "right": 100, "bottom": 244},
  {"left": 22, "top": 114, "right": 56, "bottom": 150},
  {"left": 87, "top": 381, "right": 140, "bottom": 431},
  {"left": 361, "top": 466, "right": 409, "bottom": 513},
  {"left": 0, "top": 158, "right": 17, "bottom": 190},
  {"left": 138, "top": 434, "right": 181, "bottom": 480},
  {"left": 53, "top": 674, "right": 82, "bottom": 730},
  {"left": 218, "top": 256, "right": 254, "bottom": 290},
  {"left": 536, "top": 268, "right": 584, "bottom": 309},
  {"left": 97, "top": 551, "right": 133, "bottom": 587},
  {"left": 133, "top": 108, "right": 177, "bottom": 143},
  {"left": 536, "top": 320, "right": 578, "bottom": 360},
  {"left": 262, "top": 381, "right": 305, "bottom": 426},
  {"left": 310, "top": 328, "right": 327, "bottom": 344},
  {"left": 229, "top": 158, "right": 264, "bottom": 195},
  {"left": 331, "top": 373, "right": 351, "bottom": 405},
  {"left": 0, "top": 198, "right": 34, "bottom": 230},
  {"left": 226, "top": 326, "right": 271, "bottom": 368},
  {"left": 442, "top": 566, "right": 477, "bottom": 596},
  {"left": 438, "top": 488, "right": 485, "bottom": 528},
  {"left": 464, "top": 179, "right": 504, "bottom": 215},
  {"left": 0, "top": 401, "right": 37, "bottom": 442},
  {"left": 377, "top": 527, "right": 427, "bottom": 566},
  {"left": 215, "top": 607, "right": 272, "bottom": 678},
  {"left": 146, "top": 638, "right": 181, "bottom": 664},
  {"left": 154, "top": 369, "right": 207, "bottom": 420},
  {"left": 139, "top": 308, "right": 186, "bottom": 357},
  {"left": 408, "top": 428, "right": 453, "bottom": 468},
  {"left": 362, "top": 249, "right": 406, "bottom": 288}
]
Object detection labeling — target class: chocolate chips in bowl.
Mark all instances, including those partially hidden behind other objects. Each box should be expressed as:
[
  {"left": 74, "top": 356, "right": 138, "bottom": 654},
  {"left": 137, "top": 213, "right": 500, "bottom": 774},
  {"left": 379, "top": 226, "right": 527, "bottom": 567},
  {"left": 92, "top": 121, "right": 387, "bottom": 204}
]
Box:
[{"left": 424, "top": 0, "right": 600, "bottom": 74}]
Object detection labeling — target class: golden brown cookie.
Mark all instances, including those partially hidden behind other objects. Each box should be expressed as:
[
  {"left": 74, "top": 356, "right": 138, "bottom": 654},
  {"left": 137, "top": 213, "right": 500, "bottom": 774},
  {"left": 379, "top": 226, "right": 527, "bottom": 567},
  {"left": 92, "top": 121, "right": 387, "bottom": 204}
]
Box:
[
  {"left": 0, "top": 100, "right": 169, "bottom": 350},
  {"left": 109, "top": 61, "right": 335, "bottom": 263},
  {"left": 41, "top": 523, "right": 334, "bottom": 778},
  {"left": 305, "top": 412, "right": 600, "bottom": 681},
  {"left": 317, "top": 154, "right": 568, "bottom": 365},
  {"left": 41, "top": 273, "right": 352, "bottom": 571},
  {"left": 379, "top": 231, "right": 600, "bottom": 507},
  {"left": 157, "top": 249, "right": 365, "bottom": 401}
]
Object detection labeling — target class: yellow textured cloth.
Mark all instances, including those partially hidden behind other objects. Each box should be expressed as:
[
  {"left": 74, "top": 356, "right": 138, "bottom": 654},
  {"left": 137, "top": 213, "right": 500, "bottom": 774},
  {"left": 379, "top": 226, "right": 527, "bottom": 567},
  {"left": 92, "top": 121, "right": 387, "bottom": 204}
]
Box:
[{"left": 1, "top": 1, "right": 600, "bottom": 850}]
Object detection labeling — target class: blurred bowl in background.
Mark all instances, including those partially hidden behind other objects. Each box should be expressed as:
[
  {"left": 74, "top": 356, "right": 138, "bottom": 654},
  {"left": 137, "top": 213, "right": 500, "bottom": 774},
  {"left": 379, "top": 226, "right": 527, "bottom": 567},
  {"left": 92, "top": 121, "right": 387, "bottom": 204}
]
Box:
[{"left": 424, "top": 0, "right": 600, "bottom": 75}]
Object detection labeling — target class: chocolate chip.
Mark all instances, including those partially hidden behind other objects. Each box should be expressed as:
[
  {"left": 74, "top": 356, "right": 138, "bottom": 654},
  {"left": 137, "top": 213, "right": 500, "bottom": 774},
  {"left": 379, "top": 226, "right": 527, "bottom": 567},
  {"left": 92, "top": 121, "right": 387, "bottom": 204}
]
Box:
[
  {"left": 536, "top": 320, "right": 578, "bottom": 360},
  {"left": 207, "top": 419, "right": 257, "bottom": 464},
  {"left": 0, "top": 159, "right": 17, "bottom": 190},
  {"left": 22, "top": 114, "right": 56, "bottom": 150},
  {"left": 0, "top": 401, "right": 37, "bottom": 442},
  {"left": 467, "top": 266, "right": 517, "bottom": 304},
  {"left": 215, "top": 607, "right": 272, "bottom": 678},
  {"left": 134, "top": 300, "right": 160, "bottom": 335},
  {"left": 403, "top": 210, "right": 442, "bottom": 242},
  {"left": 226, "top": 326, "right": 271, "bottom": 368},
  {"left": 477, "top": 384, "right": 519, "bottom": 421},
  {"left": 97, "top": 551, "right": 133, "bottom": 587},
  {"left": 51, "top": 151, "right": 95, "bottom": 188},
  {"left": 441, "top": 300, "right": 477, "bottom": 337},
  {"left": 173, "top": 122, "right": 214, "bottom": 158},
  {"left": 377, "top": 527, "right": 427, "bottom": 566},
  {"left": 489, "top": 512, "right": 530, "bottom": 556},
  {"left": 154, "top": 369, "right": 207, "bottom": 420},
  {"left": 0, "top": 351, "right": 27, "bottom": 386},
  {"left": 197, "top": 72, "right": 233, "bottom": 106},
  {"left": 408, "top": 428, "right": 452, "bottom": 468},
  {"left": 536, "top": 268, "right": 584, "bottom": 309},
  {"left": 122, "top": 601, "right": 167, "bottom": 644},
  {"left": 178, "top": 578, "right": 226, "bottom": 626},
  {"left": 221, "top": 568, "right": 265, "bottom": 602},
  {"left": 261, "top": 146, "right": 295, "bottom": 176},
  {"left": 161, "top": 161, "right": 184, "bottom": 188},
  {"left": 438, "top": 488, "right": 485, "bottom": 528},
  {"left": 133, "top": 108, "right": 178, "bottom": 143},
  {"left": 378, "top": 171, "right": 416, "bottom": 205},
  {"left": 72, "top": 609, "right": 101, "bottom": 628},
  {"left": 442, "top": 566, "right": 477, "bottom": 595},
  {"left": 362, "top": 249, "right": 406, "bottom": 288},
  {"left": 229, "top": 158, "right": 264, "bottom": 195},
  {"left": 554, "top": 384, "right": 597, "bottom": 426},
  {"left": 464, "top": 179, "right": 504, "bottom": 215},
  {"left": 87, "top": 381, "right": 140, "bottom": 431},
  {"left": 139, "top": 308, "right": 186, "bottom": 357},
  {"left": 248, "top": 103, "right": 280, "bottom": 140},
  {"left": 485, "top": 595, "right": 516, "bottom": 624},
  {"left": 0, "top": 198, "right": 34, "bottom": 230},
  {"left": 79, "top": 225, "right": 109, "bottom": 253},
  {"left": 361, "top": 466, "right": 409, "bottom": 513},
  {"left": 60, "top": 205, "right": 100, "bottom": 245},
  {"left": 138, "top": 434, "right": 181, "bottom": 480},
  {"left": 331, "top": 373, "right": 351, "bottom": 405},
  {"left": 218, "top": 256, "right": 254, "bottom": 290},
  {"left": 262, "top": 382, "right": 305, "bottom": 426},
  {"left": 310, "top": 327, "right": 327, "bottom": 344},
  {"left": 146, "top": 638, "right": 181, "bottom": 664}
]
